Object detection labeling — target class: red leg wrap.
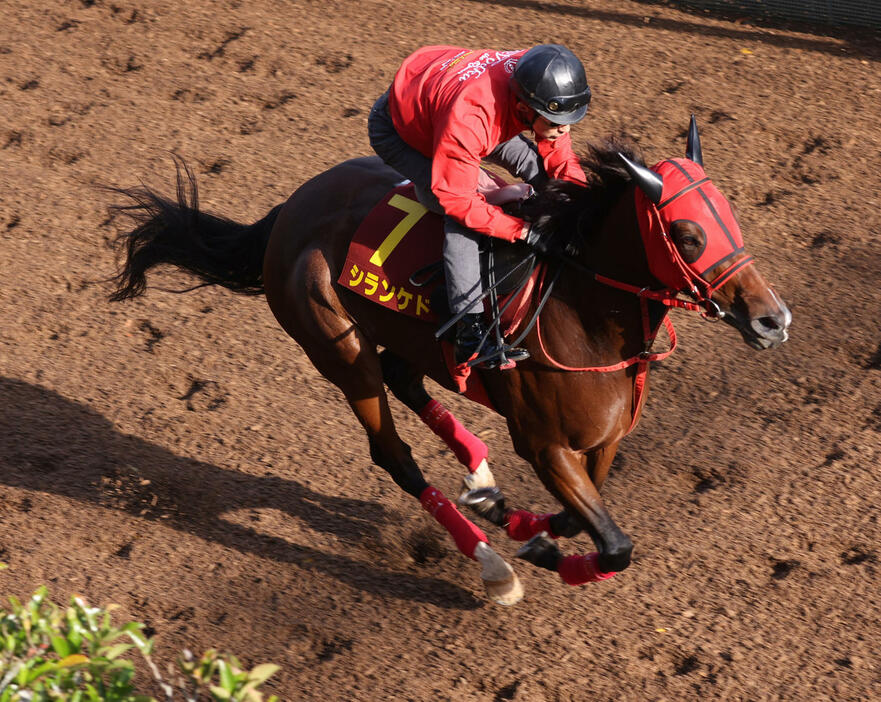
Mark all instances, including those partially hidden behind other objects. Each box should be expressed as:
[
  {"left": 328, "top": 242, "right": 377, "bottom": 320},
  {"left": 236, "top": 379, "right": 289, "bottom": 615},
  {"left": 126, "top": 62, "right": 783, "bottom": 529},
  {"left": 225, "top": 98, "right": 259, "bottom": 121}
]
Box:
[
  {"left": 558, "top": 553, "right": 617, "bottom": 586},
  {"left": 418, "top": 399, "right": 489, "bottom": 471},
  {"left": 420, "top": 486, "right": 488, "bottom": 560},
  {"left": 505, "top": 510, "right": 556, "bottom": 541}
]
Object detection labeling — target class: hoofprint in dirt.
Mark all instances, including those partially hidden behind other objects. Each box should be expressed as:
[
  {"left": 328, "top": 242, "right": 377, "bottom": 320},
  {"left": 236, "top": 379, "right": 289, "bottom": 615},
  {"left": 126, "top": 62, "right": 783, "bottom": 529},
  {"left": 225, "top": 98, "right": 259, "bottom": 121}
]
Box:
[{"left": 1, "top": 1, "right": 879, "bottom": 700}]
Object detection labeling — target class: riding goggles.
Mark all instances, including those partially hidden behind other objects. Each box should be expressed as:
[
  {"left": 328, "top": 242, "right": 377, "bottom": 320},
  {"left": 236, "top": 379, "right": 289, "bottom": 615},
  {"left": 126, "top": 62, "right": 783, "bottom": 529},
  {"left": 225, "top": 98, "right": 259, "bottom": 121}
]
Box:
[{"left": 541, "top": 88, "right": 592, "bottom": 116}]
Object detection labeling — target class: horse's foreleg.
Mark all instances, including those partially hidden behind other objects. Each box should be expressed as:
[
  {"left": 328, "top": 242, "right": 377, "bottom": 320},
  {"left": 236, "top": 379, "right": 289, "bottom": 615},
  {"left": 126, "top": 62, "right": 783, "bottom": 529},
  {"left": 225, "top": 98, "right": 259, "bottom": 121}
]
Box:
[
  {"left": 515, "top": 533, "right": 617, "bottom": 585},
  {"left": 487, "top": 439, "right": 616, "bottom": 545},
  {"left": 522, "top": 443, "right": 632, "bottom": 582},
  {"left": 460, "top": 486, "right": 581, "bottom": 539},
  {"left": 379, "top": 350, "right": 495, "bottom": 493}
]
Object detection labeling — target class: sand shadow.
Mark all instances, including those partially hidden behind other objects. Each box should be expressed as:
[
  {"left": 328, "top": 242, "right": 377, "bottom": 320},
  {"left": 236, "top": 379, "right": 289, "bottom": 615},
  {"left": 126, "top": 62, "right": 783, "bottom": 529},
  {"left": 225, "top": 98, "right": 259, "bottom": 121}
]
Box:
[
  {"left": 0, "top": 377, "right": 481, "bottom": 610},
  {"left": 465, "top": 0, "right": 881, "bottom": 60}
]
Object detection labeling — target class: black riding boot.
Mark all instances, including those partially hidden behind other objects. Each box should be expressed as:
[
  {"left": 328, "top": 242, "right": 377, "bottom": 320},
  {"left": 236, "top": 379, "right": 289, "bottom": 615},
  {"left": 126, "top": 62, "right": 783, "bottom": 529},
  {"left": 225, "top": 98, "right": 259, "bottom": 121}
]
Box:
[{"left": 454, "top": 313, "right": 529, "bottom": 369}]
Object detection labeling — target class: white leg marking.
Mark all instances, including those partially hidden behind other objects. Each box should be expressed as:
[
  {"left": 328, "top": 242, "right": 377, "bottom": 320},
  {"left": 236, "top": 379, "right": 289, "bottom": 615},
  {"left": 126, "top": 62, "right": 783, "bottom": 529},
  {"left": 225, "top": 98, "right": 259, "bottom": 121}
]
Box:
[
  {"left": 474, "top": 541, "right": 524, "bottom": 606},
  {"left": 462, "top": 459, "right": 495, "bottom": 493}
]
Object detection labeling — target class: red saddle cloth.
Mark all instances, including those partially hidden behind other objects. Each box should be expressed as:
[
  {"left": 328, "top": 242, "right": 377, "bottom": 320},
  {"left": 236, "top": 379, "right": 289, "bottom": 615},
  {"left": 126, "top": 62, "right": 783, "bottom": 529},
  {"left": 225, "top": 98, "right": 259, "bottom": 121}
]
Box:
[
  {"left": 338, "top": 182, "right": 537, "bottom": 407},
  {"left": 338, "top": 183, "right": 440, "bottom": 321}
]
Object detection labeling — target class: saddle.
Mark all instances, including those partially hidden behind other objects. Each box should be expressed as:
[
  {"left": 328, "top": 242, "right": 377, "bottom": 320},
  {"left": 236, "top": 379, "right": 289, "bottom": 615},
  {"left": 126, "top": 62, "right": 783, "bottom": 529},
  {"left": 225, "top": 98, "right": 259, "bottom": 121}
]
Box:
[{"left": 337, "top": 182, "right": 540, "bottom": 396}]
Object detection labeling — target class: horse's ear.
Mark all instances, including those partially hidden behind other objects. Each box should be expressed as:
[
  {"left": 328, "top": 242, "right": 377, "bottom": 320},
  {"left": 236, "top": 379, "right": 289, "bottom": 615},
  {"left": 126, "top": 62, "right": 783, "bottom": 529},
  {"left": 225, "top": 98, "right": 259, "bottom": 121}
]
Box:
[
  {"left": 618, "top": 152, "right": 664, "bottom": 205},
  {"left": 686, "top": 114, "right": 703, "bottom": 166}
]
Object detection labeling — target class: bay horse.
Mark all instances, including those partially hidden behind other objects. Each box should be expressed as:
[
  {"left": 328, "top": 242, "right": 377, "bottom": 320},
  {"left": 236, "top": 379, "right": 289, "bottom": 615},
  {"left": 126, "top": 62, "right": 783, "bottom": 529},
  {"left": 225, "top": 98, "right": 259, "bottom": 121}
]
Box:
[{"left": 109, "top": 118, "right": 790, "bottom": 605}]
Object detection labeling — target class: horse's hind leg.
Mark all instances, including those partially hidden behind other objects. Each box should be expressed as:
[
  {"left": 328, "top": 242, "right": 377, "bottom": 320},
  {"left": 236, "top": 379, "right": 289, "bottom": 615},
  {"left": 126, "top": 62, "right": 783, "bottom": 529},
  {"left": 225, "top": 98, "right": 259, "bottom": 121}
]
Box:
[
  {"left": 343, "top": 361, "right": 523, "bottom": 605},
  {"left": 266, "top": 273, "right": 522, "bottom": 604},
  {"left": 379, "top": 350, "right": 495, "bottom": 494}
]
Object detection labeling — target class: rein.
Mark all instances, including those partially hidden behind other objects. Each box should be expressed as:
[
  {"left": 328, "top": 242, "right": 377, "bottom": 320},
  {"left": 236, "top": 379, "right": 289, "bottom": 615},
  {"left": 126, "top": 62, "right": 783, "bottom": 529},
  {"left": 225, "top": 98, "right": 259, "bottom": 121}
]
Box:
[
  {"left": 526, "top": 195, "right": 754, "bottom": 435},
  {"left": 434, "top": 172, "right": 755, "bottom": 434}
]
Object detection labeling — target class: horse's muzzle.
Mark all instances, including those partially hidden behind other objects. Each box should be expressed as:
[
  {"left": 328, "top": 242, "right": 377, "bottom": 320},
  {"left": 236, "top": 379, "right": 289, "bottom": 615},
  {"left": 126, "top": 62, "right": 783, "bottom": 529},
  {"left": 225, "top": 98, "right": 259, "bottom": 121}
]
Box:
[{"left": 726, "top": 304, "right": 791, "bottom": 349}]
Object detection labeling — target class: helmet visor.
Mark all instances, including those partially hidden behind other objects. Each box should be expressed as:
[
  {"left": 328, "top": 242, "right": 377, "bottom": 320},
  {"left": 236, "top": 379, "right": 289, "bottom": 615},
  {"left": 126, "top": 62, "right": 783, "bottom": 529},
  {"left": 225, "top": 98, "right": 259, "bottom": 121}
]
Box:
[{"left": 532, "top": 87, "right": 591, "bottom": 125}]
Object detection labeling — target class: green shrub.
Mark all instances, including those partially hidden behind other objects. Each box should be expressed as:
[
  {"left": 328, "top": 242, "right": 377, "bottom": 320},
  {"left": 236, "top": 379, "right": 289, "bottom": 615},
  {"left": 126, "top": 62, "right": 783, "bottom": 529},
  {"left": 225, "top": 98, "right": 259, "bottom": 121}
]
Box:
[{"left": 0, "top": 585, "right": 278, "bottom": 701}]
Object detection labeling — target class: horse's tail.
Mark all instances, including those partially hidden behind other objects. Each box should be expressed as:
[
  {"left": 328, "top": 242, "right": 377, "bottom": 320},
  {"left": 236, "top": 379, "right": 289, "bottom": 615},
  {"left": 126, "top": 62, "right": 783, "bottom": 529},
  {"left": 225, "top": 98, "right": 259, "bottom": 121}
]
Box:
[{"left": 108, "top": 158, "right": 283, "bottom": 302}]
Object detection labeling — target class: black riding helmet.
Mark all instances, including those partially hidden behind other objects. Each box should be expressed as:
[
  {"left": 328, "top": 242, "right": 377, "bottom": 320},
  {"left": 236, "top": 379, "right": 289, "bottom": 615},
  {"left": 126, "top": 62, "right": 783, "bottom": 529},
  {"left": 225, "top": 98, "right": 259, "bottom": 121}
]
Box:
[{"left": 511, "top": 44, "right": 591, "bottom": 125}]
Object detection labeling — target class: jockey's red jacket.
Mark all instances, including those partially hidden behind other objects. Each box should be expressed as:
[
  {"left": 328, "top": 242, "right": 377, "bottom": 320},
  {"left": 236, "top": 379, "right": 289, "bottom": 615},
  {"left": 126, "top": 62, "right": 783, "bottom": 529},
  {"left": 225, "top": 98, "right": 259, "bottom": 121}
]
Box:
[{"left": 388, "top": 45, "right": 587, "bottom": 242}]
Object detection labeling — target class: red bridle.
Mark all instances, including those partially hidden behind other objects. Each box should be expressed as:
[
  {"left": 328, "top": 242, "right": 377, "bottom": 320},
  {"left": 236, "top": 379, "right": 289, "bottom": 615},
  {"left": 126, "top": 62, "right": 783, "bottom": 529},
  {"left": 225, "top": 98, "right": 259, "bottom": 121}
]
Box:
[{"left": 533, "top": 158, "right": 755, "bottom": 435}]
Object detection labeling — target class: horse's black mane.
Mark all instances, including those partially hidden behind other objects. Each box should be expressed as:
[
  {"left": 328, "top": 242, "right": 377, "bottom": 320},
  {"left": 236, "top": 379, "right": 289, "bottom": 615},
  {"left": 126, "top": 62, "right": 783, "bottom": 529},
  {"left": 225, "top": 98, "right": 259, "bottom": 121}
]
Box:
[{"left": 516, "top": 135, "right": 644, "bottom": 251}]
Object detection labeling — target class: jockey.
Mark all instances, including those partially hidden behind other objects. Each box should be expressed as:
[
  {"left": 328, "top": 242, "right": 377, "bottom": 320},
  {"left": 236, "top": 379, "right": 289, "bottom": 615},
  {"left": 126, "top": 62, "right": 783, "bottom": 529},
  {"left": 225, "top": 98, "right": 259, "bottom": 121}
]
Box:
[{"left": 368, "top": 44, "right": 591, "bottom": 369}]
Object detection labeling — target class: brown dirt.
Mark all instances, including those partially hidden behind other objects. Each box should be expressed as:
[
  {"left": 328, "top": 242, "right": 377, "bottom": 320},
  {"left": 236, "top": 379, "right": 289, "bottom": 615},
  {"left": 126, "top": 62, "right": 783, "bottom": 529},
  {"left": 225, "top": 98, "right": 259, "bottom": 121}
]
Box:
[{"left": 1, "top": 1, "right": 880, "bottom": 700}]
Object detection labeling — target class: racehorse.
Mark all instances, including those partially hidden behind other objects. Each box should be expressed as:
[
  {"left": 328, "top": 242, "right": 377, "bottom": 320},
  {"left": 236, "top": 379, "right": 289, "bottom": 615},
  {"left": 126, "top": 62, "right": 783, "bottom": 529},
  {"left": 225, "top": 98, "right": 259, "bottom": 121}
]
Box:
[{"left": 109, "top": 118, "right": 790, "bottom": 605}]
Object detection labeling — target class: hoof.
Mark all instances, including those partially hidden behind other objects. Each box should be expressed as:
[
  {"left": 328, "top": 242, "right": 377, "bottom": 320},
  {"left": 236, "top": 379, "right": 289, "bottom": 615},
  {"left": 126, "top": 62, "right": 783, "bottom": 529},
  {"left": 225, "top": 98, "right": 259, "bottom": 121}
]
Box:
[
  {"left": 515, "top": 532, "right": 563, "bottom": 572},
  {"left": 474, "top": 541, "right": 524, "bottom": 606},
  {"left": 483, "top": 572, "right": 524, "bottom": 606},
  {"left": 458, "top": 486, "right": 508, "bottom": 526}
]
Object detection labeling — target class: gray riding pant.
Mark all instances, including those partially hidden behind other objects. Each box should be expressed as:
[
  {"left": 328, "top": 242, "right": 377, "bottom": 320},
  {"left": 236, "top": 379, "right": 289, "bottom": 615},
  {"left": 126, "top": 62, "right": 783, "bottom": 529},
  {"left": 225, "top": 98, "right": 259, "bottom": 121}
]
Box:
[{"left": 368, "top": 90, "right": 548, "bottom": 315}]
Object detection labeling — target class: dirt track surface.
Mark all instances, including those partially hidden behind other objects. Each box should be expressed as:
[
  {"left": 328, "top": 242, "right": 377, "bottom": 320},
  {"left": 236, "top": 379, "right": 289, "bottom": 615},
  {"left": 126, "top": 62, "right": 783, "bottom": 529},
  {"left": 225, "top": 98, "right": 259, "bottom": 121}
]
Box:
[{"left": 2, "top": 1, "right": 880, "bottom": 699}]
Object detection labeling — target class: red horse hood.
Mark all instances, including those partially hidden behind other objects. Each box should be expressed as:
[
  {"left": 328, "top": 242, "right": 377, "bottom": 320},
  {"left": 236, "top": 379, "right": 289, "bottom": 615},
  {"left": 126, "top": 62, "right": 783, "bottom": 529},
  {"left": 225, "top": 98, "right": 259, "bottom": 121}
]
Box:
[{"left": 635, "top": 158, "right": 745, "bottom": 294}]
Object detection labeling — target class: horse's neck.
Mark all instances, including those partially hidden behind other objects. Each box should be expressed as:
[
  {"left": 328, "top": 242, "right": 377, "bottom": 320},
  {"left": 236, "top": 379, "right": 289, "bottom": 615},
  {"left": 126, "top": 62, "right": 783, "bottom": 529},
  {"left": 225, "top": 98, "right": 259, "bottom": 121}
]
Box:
[
  {"left": 543, "top": 186, "right": 655, "bottom": 364},
  {"left": 585, "top": 185, "right": 653, "bottom": 285}
]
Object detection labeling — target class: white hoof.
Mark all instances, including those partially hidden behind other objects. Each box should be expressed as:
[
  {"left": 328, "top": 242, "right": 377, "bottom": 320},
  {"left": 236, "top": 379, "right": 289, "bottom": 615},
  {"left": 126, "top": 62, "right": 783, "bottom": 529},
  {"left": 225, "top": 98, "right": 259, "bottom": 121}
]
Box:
[
  {"left": 461, "top": 459, "right": 496, "bottom": 498},
  {"left": 474, "top": 542, "right": 524, "bottom": 606},
  {"left": 483, "top": 572, "right": 524, "bottom": 606}
]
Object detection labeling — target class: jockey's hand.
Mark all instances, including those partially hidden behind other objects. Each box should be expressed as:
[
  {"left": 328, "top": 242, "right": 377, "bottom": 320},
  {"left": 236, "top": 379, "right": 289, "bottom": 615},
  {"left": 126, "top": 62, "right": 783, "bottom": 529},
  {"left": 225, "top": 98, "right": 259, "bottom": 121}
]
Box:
[{"left": 522, "top": 220, "right": 557, "bottom": 255}]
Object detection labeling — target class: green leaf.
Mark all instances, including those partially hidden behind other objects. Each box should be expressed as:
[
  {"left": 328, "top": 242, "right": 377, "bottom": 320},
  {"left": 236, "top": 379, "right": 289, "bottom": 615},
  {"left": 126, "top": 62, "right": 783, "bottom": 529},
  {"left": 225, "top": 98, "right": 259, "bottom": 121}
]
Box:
[
  {"left": 50, "top": 634, "right": 73, "bottom": 657},
  {"left": 3, "top": 635, "right": 15, "bottom": 655},
  {"left": 105, "top": 658, "right": 135, "bottom": 672},
  {"left": 16, "top": 663, "right": 29, "bottom": 685},
  {"left": 25, "top": 661, "right": 60, "bottom": 683},
  {"left": 209, "top": 685, "right": 232, "bottom": 700},
  {"left": 217, "top": 659, "right": 235, "bottom": 692},
  {"left": 120, "top": 622, "right": 151, "bottom": 653},
  {"left": 1, "top": 587, "right": 282, "bottom": 702},
  {"left": 247, "top": 663, "right": 280, "bottom": 685},
  {"left": 29, "top": 587, "right": 48, "bottom": 608},
  {"left": 102, "top": 642, "right": 134, "bottom": 660},
  {"left": 72, "top": 595, "right": 99, "bottom": 633},
  {"left": 66, "top": 609, "right": 86, "bottom": 649}
]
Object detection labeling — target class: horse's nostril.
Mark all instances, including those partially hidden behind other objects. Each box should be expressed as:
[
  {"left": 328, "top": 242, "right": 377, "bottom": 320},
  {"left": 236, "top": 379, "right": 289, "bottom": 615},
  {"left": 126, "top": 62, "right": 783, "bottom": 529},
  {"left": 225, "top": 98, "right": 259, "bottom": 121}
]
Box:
[{"left": 758, "top": 315, "right": 781, "bottom": 331}]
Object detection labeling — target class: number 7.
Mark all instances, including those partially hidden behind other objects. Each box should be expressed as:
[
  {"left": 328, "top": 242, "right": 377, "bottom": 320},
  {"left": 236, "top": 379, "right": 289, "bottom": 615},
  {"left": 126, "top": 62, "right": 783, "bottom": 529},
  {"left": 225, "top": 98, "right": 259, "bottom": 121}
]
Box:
[{"left": 368, "top": 194, "right": 429, "bottom": 266}]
